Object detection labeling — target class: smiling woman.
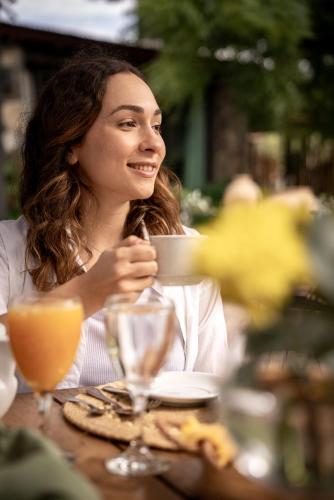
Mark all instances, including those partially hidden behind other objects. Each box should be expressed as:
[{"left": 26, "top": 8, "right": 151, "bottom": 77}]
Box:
[{"left": 0, "top": 47, "right": 229, "bottom": 392}]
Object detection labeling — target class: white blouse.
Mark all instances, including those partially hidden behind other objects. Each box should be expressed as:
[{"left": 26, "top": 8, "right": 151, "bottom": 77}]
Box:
[{"left": 0, "top": 217, "right": 229, "bottom": 392}]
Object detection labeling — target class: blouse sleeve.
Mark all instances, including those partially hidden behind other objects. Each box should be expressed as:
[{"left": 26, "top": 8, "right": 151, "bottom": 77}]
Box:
[
  {"left": 193, "top": 278, "right": 230, "bottom": 376},
  {"left": 0, "top": 227, "right": 10, "bottom": 314}
]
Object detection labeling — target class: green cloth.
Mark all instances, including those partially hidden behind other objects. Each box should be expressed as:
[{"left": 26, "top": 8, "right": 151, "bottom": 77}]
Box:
[{"left": 0, "top": 424, "right": 100, "bottom": 500}]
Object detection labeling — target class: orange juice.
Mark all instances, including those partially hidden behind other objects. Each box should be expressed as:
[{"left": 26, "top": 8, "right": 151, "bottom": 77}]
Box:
[{"left": 8, "top": 302, "right": 83, "bottom": 392}]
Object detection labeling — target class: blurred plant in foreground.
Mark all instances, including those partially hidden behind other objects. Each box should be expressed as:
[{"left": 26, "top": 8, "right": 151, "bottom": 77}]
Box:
[
  {"left": 180, "top": 189, "right": 216, "bottom": 226},
  {"left": 195, "top": 175, "right": 334, "bottom": 372},
  {"left": 202, "top": 177, "right": 334, "bottom": 490},
  {"left": 196, "top": 199, "right": 312, "bottom": 327}
]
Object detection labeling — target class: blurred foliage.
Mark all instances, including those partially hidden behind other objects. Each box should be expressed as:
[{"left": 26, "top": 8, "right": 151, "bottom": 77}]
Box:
[
  {"left": 193, "top": 192, "right": 334, "bottom": 375},
  {"left": 137, "top": 0, "right": 334, "bottom": 140},
  {"left": 225, "top": 211, "right": 334, "bottom": 491},
  {"left": 200, "top": 181, "right": 230, "bottom": 207},
  {"left": 295, "top": 0, "right": 334, "bottom": 137},
  {"left": 180, "top": 182, "right": 231, "bottom": 226},
  {"left": 137, "top": 0, "right": 311, "bottom": 130},
  {"left": 180, "top": 188, "right": 217, "bottom": 226},
  {"left": 195, "top": 199, "right": 311, "bottom": 326},
  {"left": 246, "top": 213, "right": 334, "bottom": 371}
]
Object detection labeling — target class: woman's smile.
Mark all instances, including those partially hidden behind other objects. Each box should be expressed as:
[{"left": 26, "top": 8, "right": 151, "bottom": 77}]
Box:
[{"left": 127, "top": 162, "right": 158, "bottom": 177}]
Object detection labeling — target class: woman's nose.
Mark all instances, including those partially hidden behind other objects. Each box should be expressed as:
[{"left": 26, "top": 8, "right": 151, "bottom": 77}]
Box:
[{"left": 139, "top": 127, "right": 164, "bottom": 153}]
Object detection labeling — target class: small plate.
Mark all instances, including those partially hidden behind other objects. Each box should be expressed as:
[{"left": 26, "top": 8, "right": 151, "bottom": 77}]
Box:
[{"left": 149, "top": 371, "right": 220, "bottom": 406}]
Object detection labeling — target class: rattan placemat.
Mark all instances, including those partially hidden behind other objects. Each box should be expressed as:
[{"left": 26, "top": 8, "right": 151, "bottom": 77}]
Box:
[{"left": 62, "top": 383, "right": 211, "bottom": 450}]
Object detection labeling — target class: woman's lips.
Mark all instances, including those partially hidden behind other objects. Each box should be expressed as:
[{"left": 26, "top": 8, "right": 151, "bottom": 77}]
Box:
[{"left": 127, "top": 163, "right": 158, "bottom": 177}]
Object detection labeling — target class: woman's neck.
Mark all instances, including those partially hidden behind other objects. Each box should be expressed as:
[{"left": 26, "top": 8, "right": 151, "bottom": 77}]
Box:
[{"left": 82, "top": 200, "right": 130, "bottom": 253}]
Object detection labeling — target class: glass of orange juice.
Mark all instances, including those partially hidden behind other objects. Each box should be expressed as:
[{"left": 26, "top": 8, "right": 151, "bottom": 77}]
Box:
[{"left": 7, "top": 293, "right": 83, "bottom": 432}]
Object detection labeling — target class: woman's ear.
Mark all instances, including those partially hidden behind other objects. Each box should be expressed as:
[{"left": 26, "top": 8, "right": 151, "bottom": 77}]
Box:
[{"left": 67, "top": 147, "right": 78, "bottom": 165}]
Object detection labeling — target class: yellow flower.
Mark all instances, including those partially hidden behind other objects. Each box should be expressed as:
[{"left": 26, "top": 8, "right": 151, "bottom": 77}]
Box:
[
  {"left": 223, "top": 174, "right": 262, "bottom": 205},
  {"left": 195, "top": 199, "right": 312, "bottom": 326}
]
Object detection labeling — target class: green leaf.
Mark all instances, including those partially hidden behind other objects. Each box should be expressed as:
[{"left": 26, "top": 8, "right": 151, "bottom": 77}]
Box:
[{"left": 136, "top": 0, "right": 311, "bottom": 128}]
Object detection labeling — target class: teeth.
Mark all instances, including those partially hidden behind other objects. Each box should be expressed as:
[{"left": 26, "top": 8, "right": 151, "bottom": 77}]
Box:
[{"left": 129, "top": 164, "right": 155, "bottom": 172}]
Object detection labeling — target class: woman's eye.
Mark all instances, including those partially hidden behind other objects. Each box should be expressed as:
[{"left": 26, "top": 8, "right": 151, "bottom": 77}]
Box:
[
  {"left": 152, "top": 124, "right": 162, "bottom": 133},
  {"left": 120, "top": 120, "right": 136, "bottom": 128}
]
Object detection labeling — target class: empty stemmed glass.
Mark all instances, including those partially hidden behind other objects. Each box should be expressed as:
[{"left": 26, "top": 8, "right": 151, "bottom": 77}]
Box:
[
  {"left": 104, "top": 293, "right": 176, "bottom": 476},
  {"left": 7, "top": 293, "right": 83, "bottom": 434}
]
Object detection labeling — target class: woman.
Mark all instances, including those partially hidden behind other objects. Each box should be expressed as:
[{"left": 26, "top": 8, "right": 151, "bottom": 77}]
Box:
[{"left": 0, "top": 49, "right": 228, "bottom": 390}]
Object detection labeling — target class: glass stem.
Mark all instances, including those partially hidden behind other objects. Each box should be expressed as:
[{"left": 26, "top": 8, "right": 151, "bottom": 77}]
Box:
[
  {"left": 130, "top": 392, "right": 148, "bottom": 450},
  {"left": 36, "top": 391, "right": 52, "bottom": 436}
]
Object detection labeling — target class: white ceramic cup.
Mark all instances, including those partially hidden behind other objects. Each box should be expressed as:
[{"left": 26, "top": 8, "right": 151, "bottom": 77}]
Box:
[{"left": 149, "top": 234, "right": 206, "bottom": 286}]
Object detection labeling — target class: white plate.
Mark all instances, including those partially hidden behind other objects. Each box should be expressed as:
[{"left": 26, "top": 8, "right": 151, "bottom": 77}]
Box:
[{"left": 149, "top": 371, "right": 220, "bottom": 406}]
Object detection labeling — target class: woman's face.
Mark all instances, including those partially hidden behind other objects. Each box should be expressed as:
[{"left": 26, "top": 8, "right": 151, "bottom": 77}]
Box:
[{"left": 71, "top": 72, "right": 166, "bottom": 205}]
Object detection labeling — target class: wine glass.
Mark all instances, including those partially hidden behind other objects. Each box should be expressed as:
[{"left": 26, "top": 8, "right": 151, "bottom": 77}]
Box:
[
  {"left": 7, "top": 293, "right": 83, "bottom": 434},
  {"left": 104, "top": 293, "right": 176, "bottom": 476}
]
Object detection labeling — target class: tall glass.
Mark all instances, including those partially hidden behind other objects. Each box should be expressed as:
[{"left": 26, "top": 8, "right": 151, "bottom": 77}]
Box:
[
  {"left": 104, "top": 294, "right": 176, "bottom": 476},
  {"left": 7, "top": 294, "right": 83, "bottom": 433}
]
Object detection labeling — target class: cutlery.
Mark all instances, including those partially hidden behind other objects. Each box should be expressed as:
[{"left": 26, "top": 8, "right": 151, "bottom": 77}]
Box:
[
  {"left": 85, "top": 387, "right": 134, "bottom": 416},
  {"left": 102, "top": 385, "right": 161, "bottom": 409},
  {"left": 86, "top": 387, "right": 115, "bottom": 405},
  {"left": 102, "top": 385, "right": 130, "bottom": 397},
  {"left": 63, "top": 396, "right": 107, "bottom": 417}
]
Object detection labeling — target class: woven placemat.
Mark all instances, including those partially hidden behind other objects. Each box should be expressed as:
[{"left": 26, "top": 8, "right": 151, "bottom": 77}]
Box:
[{"left": 62, "top": 383, "right": 211, "bottom": 450}]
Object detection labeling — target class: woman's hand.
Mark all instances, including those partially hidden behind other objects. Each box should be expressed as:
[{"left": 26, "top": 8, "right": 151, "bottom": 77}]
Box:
[{"left": 77, "top": 236, "right": 157, "bottom": 316}]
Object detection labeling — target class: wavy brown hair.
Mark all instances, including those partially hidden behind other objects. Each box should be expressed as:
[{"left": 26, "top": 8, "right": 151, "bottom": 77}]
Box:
[{"left": 21, "top": 49, "right": 184, "bottom": 291}]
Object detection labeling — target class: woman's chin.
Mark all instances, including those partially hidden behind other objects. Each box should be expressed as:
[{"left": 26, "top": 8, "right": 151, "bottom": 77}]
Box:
[{"left": 131, "top": 187, "right": 155, "bottom": 200}]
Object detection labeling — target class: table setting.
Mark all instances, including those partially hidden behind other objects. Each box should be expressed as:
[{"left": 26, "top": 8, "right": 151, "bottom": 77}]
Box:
[
  {"left": 52, "top": 375, "right": 227, "bottom": 454},
  {"left": 3, "top": 385, "right": 310, "bottom": 500},
  {"left": 0, "top": 289, "right": 241, "bottom": 500},
  {"left": 54, "top": 294, "right": 233, "bottom": 477}
]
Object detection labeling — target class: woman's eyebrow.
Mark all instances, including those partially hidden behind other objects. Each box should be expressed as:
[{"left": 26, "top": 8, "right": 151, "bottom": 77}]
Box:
[{"left": 110, "top": 104, "right": 162, "bottom": 116}]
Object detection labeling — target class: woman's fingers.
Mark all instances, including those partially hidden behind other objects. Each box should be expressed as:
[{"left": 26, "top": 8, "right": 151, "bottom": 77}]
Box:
[
  {"left": 115, "top": 276, "right": 156, "bottom": 294},
  {"left": 114, "top": 235, "right": 148, "bottom": 248},
  {"left": 113, "top": 244, "right": 156, "bottom": 263},
  {"left": 111, "top": 259, "right": 157, "bottom": 282},
  {"left": 82, "top": 236, "right": 158, "bottom": 313},
  {"left": 129, "top": 260, "right": 158, "bottom": 278}
]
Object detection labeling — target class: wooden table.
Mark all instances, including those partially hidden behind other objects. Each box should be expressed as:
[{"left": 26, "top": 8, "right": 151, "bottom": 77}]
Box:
[{"left": 3, "top": 389, "right": 319, "bottom": 500}]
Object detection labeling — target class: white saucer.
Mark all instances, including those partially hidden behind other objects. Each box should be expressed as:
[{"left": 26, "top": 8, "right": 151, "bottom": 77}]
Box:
[{"left": 149, "top": 371, "right": 220, "bottom": 406}]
